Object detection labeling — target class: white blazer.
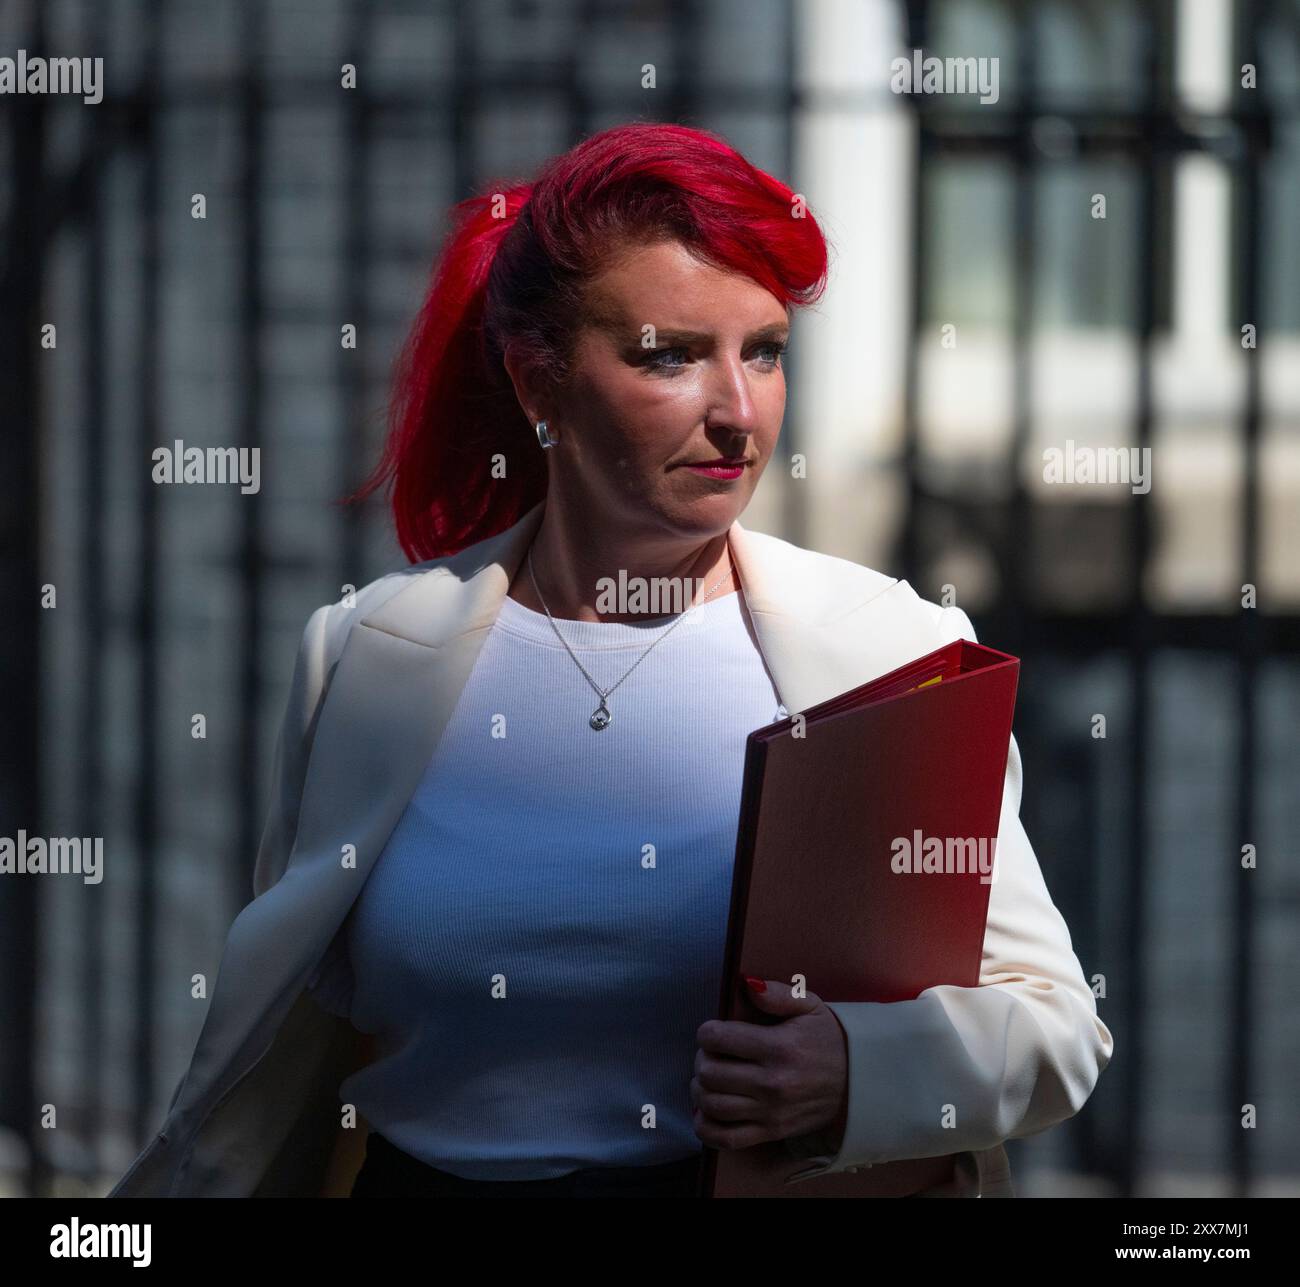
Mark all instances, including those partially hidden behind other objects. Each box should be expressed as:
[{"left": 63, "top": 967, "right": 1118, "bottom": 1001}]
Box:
[{"left": 109, "top": 499, "right": 1113, "bottom": 1198}]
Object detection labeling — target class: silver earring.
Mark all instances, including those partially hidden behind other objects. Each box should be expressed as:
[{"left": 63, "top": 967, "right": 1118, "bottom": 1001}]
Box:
[{"left": 535, "top": 419, "right": 559, "bottom": 449}]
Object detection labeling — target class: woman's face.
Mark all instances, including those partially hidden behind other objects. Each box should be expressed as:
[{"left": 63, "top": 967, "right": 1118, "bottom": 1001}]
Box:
[{"left": 534, "top": 238, "right": 790, "bottom": 541}]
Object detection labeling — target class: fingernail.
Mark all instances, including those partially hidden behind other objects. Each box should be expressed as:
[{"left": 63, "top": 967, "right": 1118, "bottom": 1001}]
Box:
[{"left": 743, "top": 975, "right": 766, "bottom": 993}]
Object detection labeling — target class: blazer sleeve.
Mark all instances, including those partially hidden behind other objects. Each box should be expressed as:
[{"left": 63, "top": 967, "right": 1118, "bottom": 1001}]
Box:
[
  {"left": 252, "top": 603, "right": 336, "bottom": 900},
  {"left": 781, "top": 604, "right": 1114, "bottom": 1183},
  {"left": 249, "top": 601, "right": 362, "bottom": 1021}
]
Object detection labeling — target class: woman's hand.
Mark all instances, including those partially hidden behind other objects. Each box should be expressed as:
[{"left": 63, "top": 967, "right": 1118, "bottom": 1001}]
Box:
[{"left": 691, "top": 977, "right": 849, "bottom": 1152}]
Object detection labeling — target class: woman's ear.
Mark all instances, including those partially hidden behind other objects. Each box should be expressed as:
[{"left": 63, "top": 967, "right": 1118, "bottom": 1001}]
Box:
[{"left": 502, "top": 340, "right": 553, "bottom": 428}]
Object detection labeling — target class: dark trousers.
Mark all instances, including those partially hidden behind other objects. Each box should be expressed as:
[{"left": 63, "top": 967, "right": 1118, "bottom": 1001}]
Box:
[{"left": 351, "top": 1130, "right": 703, "bottom": 1198}]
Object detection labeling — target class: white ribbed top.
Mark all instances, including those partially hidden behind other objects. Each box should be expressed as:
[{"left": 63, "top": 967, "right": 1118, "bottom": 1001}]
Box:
[{"left": 317, "top": 587, "right": 788, "bottom": 1179}]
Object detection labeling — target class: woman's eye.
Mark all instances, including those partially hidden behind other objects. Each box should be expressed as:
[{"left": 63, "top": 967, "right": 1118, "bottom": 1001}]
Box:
[
  {"left": 644, "top": 346, "right": 690, "bottom": 371},
  {"left": 640, "top": 342, "right": 787, "bottom": 373}
]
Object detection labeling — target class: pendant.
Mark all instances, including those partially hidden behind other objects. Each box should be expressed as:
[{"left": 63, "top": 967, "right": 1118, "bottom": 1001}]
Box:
[{"left": 589, "top": 700, "right": 612, "bottom": 731}]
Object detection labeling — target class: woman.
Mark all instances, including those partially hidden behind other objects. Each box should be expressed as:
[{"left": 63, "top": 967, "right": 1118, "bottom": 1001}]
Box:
[{"left": 109, "top": 122, "right": 1112, "bottom": 1200}]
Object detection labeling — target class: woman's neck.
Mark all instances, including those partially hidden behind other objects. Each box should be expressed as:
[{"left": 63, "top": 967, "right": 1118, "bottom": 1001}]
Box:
[{"left": 506, "top": 508, "right": 739, "bottom": 625}]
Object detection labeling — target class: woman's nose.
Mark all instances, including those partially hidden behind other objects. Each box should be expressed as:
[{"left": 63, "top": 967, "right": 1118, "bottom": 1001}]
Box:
[{"left": 704, "top": 356, "right": 763, "bottom": 433}]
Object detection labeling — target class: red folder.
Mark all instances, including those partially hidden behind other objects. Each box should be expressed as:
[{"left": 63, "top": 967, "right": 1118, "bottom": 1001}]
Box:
[{"left": 700, "top": 639, "right": 1020, "bottom": 1198}]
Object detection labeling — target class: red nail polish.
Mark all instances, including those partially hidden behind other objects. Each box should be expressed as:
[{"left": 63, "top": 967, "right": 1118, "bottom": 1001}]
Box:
[{"left": 743, "top": 976, "right": 766, "bottom": 993}]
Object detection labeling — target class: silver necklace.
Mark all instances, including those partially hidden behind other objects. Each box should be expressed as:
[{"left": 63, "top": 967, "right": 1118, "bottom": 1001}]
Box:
[{"left": 526, "top": 544, "right": 735, "bottom": 731}]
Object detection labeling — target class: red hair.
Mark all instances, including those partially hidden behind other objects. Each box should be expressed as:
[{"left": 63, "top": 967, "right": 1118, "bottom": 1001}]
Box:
[{"left": 347, "top": 121, "right": 831, "bottom": 562}]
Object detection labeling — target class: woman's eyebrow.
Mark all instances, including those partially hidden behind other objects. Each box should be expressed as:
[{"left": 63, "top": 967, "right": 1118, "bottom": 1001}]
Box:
[{"left": 639, "top": 323, "right": 791, "bottom": 345}]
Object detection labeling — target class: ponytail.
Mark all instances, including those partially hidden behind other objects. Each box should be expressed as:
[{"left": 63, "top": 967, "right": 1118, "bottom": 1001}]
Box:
[{"left": 346, "top": 184, "right": 546, "bottom": 562}]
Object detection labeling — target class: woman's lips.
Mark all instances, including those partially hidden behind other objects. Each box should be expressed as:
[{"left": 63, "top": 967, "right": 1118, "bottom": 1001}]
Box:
[{"left": 682, "top": 462, "right": 746, "bottom": 480}]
